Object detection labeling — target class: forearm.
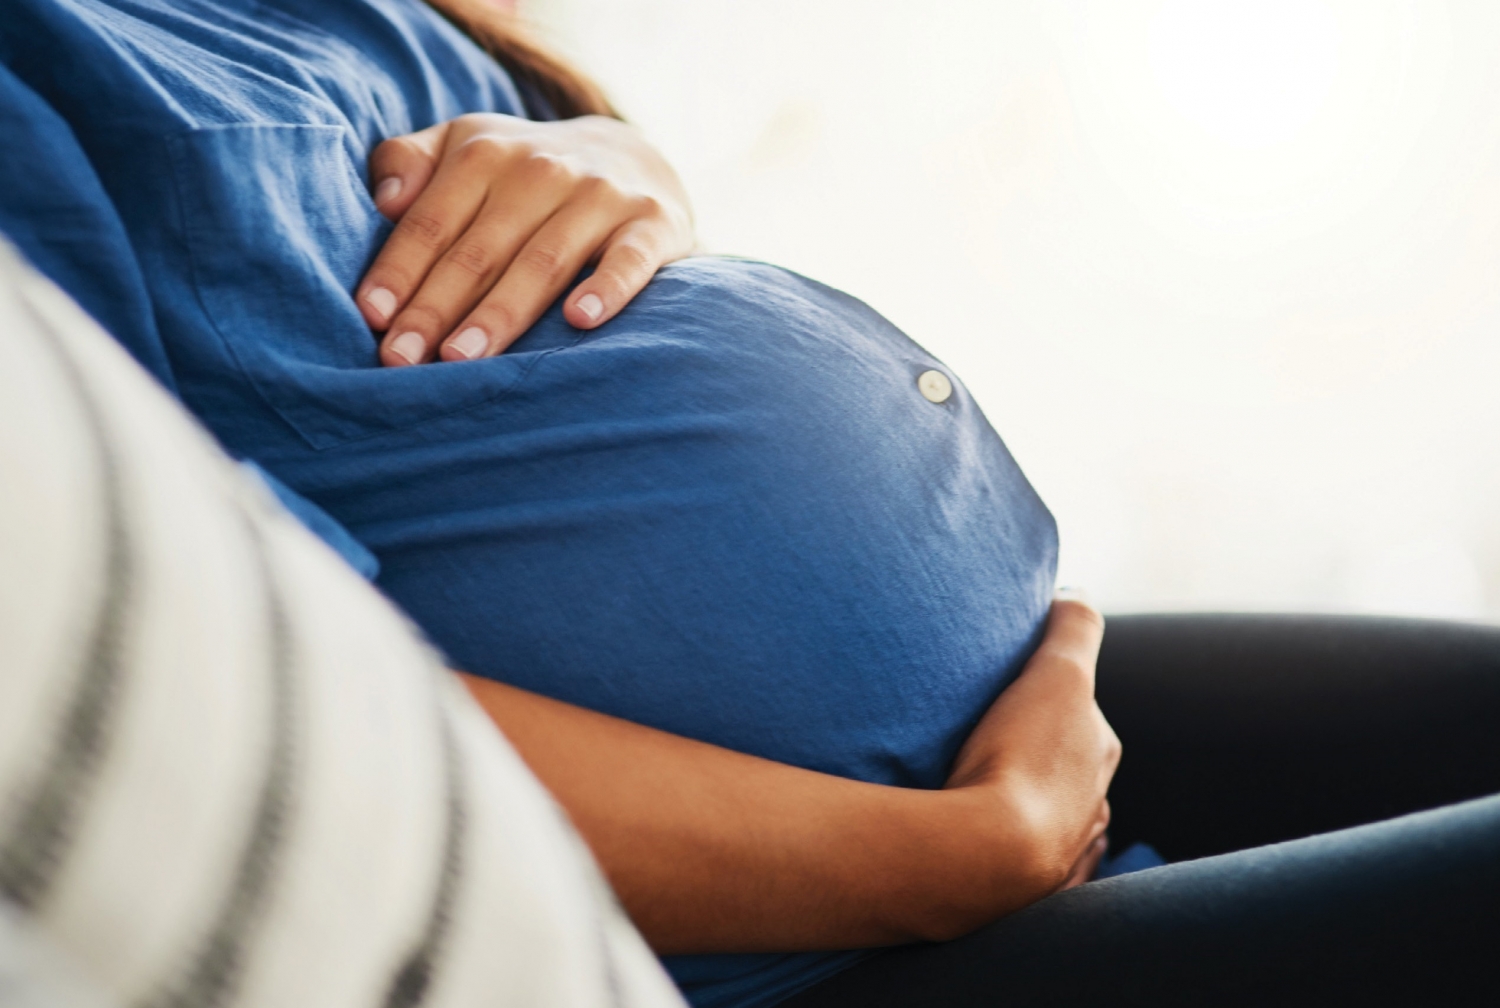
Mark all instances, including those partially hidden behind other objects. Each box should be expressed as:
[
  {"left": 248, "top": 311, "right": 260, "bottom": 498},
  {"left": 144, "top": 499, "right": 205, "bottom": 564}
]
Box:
[{"left": 458, "top": 674, "right": 1058, "bottom": 954}]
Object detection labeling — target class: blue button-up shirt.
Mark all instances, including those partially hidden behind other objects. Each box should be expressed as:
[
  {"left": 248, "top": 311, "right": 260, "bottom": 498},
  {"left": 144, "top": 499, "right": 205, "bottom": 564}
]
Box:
[{"left": 0, "top": 4, "right": 1058, "bottom": 1006}]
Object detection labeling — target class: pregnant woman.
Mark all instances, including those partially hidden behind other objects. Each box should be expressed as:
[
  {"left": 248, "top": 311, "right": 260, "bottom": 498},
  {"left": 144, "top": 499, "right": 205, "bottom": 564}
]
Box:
[{"left": 2, "top": 1, "right": 1497, "bottom": 1007}]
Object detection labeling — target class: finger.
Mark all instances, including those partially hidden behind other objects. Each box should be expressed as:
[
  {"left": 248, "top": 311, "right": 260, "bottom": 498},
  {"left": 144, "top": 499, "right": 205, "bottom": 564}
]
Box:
[
  {"left": 368, "top": 122, "right": 448, "bottom": 219},
  {"left": 440, "top": 197, "right": 626, "bottom": 360},
  {"left": 357, "top": 180, "right": 488, "bottom": 346},
  {"left": 377, "top": 189, "right": 565, "bottom": 367},
  {"left": 1098, "top": 705, "right": 1122, "bottom": 768},
  {"left": 1056, "top": 799, "right": 1111, "bottom": 891},
  {"left": 561, "top": 215, "right": 673, "bottom": 329},
  {"left": 1052, "top": 586, "right": 1104, "bottom": 634},
  {"left": 1095, "top": 706, "right": 1123, "bottom": 776},
  {"left": 360, "top": 135, "right": 558, "bottom": 342},
  {"left": 1037, "top": 591, "right": 1106, "bottom": 682},
  {"left": 1060, "top": 834, "right": 1109, "bottom": 891}
]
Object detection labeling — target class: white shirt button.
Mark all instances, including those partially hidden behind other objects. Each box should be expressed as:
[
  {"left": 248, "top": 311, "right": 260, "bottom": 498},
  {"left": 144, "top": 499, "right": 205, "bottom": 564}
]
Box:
[{"left": 917, "top": 369, "right": 953, "bottom": 404}]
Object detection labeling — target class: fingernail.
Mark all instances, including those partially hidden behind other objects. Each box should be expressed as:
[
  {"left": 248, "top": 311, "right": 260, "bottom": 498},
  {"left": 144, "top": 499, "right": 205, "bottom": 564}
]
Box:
[
  {"left": 576, "top": 292, "right": 604, "bottom": 323},
  {"left": 446, "top": 326, "right": 489, "bottom": 360},
  {"left": 365, "top": 286, "right": 397, "bottom": 322},
  {"left": 374, "top": 176, "right": 403, "bottom": 206},
  {"left": 1055, "top": 585, "right": 1091, "bottom": 603},
  {"left": 387, "top": 331, "right": 425, "bottom": 366}
]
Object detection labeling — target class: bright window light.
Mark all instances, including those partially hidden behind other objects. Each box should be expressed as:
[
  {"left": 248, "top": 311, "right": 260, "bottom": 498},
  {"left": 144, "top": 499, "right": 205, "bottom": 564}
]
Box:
[
  {"left": 524, "top": 0, "right": 1498, "bottom": 621},
  {"left": 1150, "top": 0, "right": 1341, "bottom": 149}
]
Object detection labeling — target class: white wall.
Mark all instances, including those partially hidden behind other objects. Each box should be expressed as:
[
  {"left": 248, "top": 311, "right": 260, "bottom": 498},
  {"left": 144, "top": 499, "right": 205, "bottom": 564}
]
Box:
[{"left": 520, "top": 0, "right": 1500, "bottom": 620}]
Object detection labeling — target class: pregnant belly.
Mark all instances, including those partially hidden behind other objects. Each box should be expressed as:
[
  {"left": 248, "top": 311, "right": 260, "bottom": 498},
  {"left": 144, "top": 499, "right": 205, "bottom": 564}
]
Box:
[{"left": 281, "top": 257, "right": 1057, "bottom": 788}]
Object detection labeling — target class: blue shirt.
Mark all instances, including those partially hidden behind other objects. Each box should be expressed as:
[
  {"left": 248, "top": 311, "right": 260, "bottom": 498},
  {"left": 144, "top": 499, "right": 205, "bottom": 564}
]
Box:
[{"left": 0, "top": 3, "right": 1058, "bottom": 1006}]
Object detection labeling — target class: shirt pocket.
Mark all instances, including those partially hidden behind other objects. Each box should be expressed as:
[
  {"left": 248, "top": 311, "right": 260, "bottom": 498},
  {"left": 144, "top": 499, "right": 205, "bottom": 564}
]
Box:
[{"left": 167, "top": 123, "right": 577, "bottom": 450}]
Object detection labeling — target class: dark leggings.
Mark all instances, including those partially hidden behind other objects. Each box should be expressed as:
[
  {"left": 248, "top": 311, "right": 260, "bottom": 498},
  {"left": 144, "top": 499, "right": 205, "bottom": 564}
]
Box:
[{"left": 785, "top": 614, "right": 1500, "bottom": 1007}]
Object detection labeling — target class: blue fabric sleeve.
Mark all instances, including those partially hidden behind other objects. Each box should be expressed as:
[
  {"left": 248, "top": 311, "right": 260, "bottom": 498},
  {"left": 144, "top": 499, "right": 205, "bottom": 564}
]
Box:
[
  {"left": 240, "top": 463, "right": 381, "bottom": 580},
  {"left": 0, "top": 60, "right": 379, "bottom": 579},
  {"left": 0, "top": 61, "right": 176, "bottom": 392}
]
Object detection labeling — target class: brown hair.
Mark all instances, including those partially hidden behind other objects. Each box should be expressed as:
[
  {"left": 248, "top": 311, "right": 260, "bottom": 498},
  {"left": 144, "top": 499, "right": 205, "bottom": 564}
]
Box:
[{"left": 423, "top": 0, "right": 618, "bottom": 119}]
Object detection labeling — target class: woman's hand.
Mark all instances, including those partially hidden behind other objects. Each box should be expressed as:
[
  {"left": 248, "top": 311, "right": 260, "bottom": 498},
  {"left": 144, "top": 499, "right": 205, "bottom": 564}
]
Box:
[
  {"left": 457, "top": 591, "right": 1121, "bottom": 953},
  {"left": 945, "top": 593, "right": 1121, "bottom": 904},
  {"left": 356, "top": 113, "right": 694, "bottom": 367}
]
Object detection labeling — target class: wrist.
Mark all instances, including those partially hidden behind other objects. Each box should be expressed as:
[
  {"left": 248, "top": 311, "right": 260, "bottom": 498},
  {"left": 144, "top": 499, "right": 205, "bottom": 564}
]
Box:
[
  {"left": 946, "top": 778, "right": 1071, "bottom": 905},
  {"left": 868, "top": 783, "right": 1060, "bottom": 944}
]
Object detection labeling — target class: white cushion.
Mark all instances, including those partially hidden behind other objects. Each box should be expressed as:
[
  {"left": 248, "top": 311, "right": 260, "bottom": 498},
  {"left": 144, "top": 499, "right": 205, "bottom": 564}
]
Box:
[{"left": 0, "top": 237, "right": 683, "bottom": 1008}]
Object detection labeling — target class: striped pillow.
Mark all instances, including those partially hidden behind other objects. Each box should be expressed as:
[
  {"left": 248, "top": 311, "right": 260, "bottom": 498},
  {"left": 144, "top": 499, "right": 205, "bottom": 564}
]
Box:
[{"left": 0, "top": 237, "right": 683, "bottom": 1008}]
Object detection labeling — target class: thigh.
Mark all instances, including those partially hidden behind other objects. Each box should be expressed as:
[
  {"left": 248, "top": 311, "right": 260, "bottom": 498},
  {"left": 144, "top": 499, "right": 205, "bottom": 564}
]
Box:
[
  {"left": 1096, "top": 614, "right": 1500, "bottom": 859},
  {"left": 784, "top": 792, "right": 1500, "bottom": 1008}
]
